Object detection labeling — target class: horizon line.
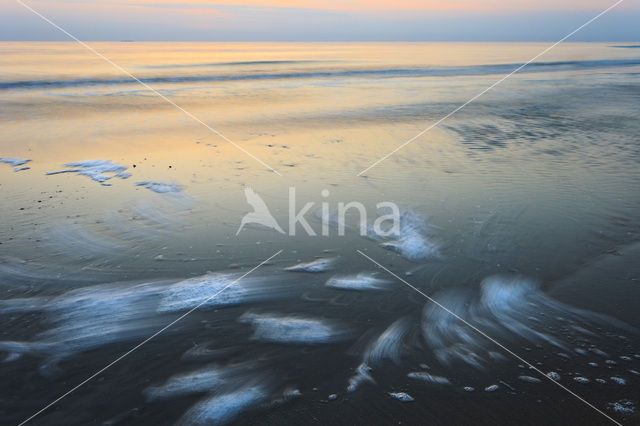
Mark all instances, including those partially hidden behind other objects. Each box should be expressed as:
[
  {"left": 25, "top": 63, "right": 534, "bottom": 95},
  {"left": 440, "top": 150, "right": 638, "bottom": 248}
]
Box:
[{"left": 2, "top": 39, "right": 640, "bottom": 42}]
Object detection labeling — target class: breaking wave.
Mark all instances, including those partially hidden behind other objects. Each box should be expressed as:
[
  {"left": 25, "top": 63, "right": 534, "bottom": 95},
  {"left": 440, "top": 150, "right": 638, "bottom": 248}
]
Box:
[{"left": 3, "top": 58, "right": 640, "bottom": 91}]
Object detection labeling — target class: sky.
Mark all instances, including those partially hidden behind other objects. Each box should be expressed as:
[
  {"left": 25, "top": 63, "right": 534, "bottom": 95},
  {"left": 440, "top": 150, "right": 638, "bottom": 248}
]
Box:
[{"left": 1, "top": 0, "right": 639, "bottom": 41}]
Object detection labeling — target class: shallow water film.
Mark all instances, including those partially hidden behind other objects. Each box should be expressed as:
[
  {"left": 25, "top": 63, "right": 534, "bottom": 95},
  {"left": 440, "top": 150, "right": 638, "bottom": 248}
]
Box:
[{"left": 1, "top": 42, "right": 640, "bottom": 425}]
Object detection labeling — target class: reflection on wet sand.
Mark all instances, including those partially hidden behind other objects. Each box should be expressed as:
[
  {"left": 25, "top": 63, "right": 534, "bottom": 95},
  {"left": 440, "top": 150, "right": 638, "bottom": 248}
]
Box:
[{"left": 1, "top": 42, "right": 640, "bottom": 424}]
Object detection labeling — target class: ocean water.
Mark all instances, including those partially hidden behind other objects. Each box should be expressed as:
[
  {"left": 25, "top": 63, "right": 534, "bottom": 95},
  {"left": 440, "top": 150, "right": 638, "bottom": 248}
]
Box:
[{"left": 1, "top": 42, "right": 640, "bottom": 425}]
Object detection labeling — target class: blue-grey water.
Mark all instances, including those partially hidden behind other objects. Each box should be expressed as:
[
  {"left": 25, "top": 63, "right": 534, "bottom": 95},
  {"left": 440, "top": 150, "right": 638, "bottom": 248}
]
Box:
[{"left": 0, "top": 42, "right": 639, "bottom": 425}]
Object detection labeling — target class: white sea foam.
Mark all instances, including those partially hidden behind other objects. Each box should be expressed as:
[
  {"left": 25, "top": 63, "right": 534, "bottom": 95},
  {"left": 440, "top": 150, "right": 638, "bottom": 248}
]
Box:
[
  {"left": 518, "top": 375, "right": 541, "bottom": 383},
  {"left": 0, "top": 157, "right": 32, "bottom": 172},
  {"left": 610, "top": 376, "right": 626, "bottom": 385},
  {"left": 546, "top": 372, "right": 561, "bottom": 381},
  {"left": 284, "top": 258, "right": 336, "bottom": 272},
  {"left": 609, "top": 400, "right": 635, "bottom": 415},
  {"left": 46, "top": 160, "right": 131, "bottom": 185},
  {"left": 0, "top": 268, "right": 293, "bottom": 370},
  {"left": 408, "top": 372, "right": 451, "bottom": 385},
  {"left": 0, "top": 271, "right": 290, "bottom": 373},
  {"left": 377, "top": 211, "right": 440, "bottom": 262},
  {"left": 388, "top": 392, "right": 414, "bottom": 402},
  {"left": 158, "top": 273, "right": 246, "bottom": 312},
  {"left": 0, "top": 157, "right": 30, "bottom": 166},
  {"left": 421, "top": 274, "right": 634, "bottom": 369},
  {"left": 325, "top": 272, "right": 391, "bottom": 291},
  {"left": 145, "top": 366, "right": 227, "bottom": 400},
  {"left": 363, "top": 318, "right": 411, "bottom": 365},
  {"left": 177, "top": 386, "right": 267, "bottom": 425},
  {"left": 270, "top": 387, "right": 302, "bottom": 406},
  {"left": 0, "top": 280, "right": 169, "bottom": 368},
  {"left": 421, "top": 290, "right": 486, "bottom": 368},
  {"left": 347, "top": 363, "right": 375, "bottom": 392},
  {"left": 317, "top": 207, "right": 439, "bottom": 262},
  {"left": 157, "top": 273, "right": 283, "bottom": 313},
  {"left": 347, "top": 319, "right": 412, "bottom": 393},
  {"left": 0, "top": 157, "right": 31, "bottom": 166},
  {"left": 239, "top": 312, "right": 349, "bottom": 344},
  {"left": 136, "top": 181, "right": 183, "bottom": 194},
  {"left": 380, "top": 236, "right": 439, "bottom": 262},
  {"left": 590, "top": 348, "right": 609, "bottom": 357}
]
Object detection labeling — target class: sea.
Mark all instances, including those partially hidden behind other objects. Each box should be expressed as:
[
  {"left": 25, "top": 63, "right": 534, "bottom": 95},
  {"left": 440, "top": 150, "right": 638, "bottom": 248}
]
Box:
[{"left": 1, "top": 42, "right": 639, "bottom": 425}]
